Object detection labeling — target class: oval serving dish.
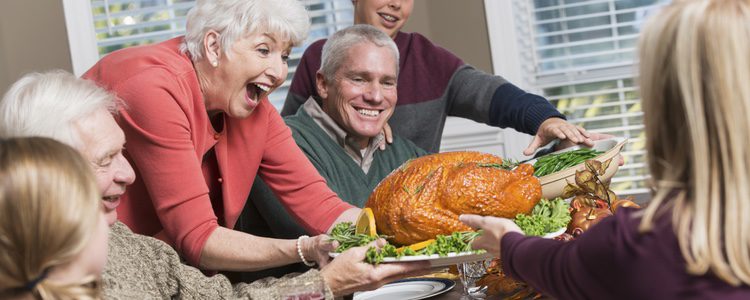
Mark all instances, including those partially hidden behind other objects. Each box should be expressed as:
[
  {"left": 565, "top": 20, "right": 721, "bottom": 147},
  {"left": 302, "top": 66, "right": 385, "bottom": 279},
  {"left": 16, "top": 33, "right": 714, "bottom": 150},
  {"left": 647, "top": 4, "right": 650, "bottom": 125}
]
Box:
[{"left": 528, "top": 137, "right": 628, "bottom": 199}]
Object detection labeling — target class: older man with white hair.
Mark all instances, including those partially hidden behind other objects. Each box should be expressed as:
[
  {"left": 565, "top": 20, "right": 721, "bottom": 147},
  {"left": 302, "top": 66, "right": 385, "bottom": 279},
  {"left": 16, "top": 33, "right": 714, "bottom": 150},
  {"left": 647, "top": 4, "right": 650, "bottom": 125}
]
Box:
[{"left": 0, "top": 70, "right": 428, "bottom": 298}]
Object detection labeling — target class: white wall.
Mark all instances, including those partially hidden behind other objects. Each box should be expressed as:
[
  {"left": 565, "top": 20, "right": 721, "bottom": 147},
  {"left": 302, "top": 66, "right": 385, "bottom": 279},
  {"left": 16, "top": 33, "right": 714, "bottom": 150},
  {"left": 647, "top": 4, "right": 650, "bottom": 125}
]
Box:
[
  {"left": 403, "top": 0, "right": 493, "bottom": 73},
  {"left": 402, "top": 0, "right": 509, "bottom": 157},
  {"left": 0, "top": 0, "right": 73, "bottom": 92}
]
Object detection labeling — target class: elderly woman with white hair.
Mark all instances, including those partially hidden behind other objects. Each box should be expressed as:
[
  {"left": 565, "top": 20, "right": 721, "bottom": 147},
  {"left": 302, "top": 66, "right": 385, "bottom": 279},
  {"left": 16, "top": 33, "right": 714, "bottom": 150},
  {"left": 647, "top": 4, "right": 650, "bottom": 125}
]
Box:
[{"left": 83, "top": 0, "right": 364, "bottom": 273}]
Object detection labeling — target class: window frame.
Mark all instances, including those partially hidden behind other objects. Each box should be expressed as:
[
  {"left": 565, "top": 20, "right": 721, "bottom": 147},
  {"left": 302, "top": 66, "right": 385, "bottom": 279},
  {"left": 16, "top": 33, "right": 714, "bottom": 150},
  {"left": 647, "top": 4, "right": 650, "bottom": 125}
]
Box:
[
  {"left": 62, "top": 0, "right": 99, "bottom": 76},
  {"left": 61, "top": 0, "right": 353, "bottom": 108},
  {"left": 484, "top": 0, "right": 653, "bottom": 199},
  {"left": 483, "top": 0, "right": 536, "bottom": 159}
]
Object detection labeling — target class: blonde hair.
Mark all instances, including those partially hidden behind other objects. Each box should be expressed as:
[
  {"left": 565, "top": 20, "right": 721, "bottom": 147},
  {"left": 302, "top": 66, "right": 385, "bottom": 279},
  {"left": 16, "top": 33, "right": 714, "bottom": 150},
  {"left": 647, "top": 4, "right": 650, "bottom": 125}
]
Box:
[
  {"left": 180, "top": 0, "right": 310, "bottom": 61},
  {"left": 0, "top": 137, "right": 102, "bottom": 299},
  {"left": 638, "top": 0, "right": 750, "bottom": 286}
]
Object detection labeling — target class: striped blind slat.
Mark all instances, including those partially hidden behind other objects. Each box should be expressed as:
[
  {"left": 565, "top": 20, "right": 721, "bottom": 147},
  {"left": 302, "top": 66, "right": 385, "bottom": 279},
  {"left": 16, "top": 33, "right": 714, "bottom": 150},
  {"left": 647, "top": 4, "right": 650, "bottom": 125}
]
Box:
[
  {"left": 509, "top": 0, "right": 671, "bottom": 200},
  {"left": 90, "top": 0, "right": 354, "bottom": 109}
]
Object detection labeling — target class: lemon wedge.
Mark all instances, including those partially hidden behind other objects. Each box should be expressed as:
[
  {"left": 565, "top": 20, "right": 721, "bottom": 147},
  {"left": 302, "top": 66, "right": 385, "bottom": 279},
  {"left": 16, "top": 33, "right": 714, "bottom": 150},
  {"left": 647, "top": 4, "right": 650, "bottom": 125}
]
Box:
[
  {"left": 396, "top": 239, "right": 435, "bottom": 253},
  {"left": 355, "top": 207, "right": 377, "bottom": 237}
]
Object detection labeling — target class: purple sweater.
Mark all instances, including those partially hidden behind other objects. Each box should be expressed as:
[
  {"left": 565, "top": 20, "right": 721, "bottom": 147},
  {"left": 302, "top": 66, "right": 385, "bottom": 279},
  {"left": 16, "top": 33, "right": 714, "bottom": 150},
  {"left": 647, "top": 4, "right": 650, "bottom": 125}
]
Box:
[
  {"left": 283, "top": 31, "right": 565, "bottom": 153},
  {"left": 502, "top": 207, "right": 750, "bottom": 299}
]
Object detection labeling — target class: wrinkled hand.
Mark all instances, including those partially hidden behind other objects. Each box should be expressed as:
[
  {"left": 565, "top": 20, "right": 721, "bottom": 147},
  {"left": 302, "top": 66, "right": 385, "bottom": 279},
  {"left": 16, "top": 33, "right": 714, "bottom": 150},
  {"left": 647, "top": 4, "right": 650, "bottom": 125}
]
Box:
[
  {"left": 524, "top": 118, "right": 592, "bottom": 156},
  {"left": 320, "top": 242, "right": 431, "bottom": 297},
  {"left": 459, "top": 214, "right": 523, "bottom": 258},
  {"left": 378, "top": 123, "right": 393, "bottom": 151},
  {"left": 301, "top": 234, "right": 338, "bottom": 268}
]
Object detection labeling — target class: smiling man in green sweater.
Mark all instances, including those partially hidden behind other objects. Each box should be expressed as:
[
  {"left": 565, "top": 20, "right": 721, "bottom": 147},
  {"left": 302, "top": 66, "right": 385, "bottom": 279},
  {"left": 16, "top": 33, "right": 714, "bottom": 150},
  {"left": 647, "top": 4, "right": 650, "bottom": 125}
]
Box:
[{"left": 242, "top": 25, "right": 426, "bottom": 248}]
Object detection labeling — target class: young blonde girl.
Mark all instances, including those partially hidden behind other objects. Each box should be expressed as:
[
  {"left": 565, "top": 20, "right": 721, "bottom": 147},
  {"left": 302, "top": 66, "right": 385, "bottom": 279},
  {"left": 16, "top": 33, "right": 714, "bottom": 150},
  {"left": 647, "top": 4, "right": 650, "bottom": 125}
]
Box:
[
  {"left": 0, "top": 137, "right": 109, "bottom": 299},
  {"left": 637, "top": 0, "right": 750, "bottom": 286},
  {"left": 461, "top": 0, "right": 750, "bottom": 298}
]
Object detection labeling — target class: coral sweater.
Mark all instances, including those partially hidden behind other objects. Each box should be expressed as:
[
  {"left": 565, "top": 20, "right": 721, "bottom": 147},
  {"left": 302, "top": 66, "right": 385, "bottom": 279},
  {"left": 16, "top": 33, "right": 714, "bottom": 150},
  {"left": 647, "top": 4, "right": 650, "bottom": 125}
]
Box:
[{"left": 84, "top": 37, "right": 352, "bottom": 266}]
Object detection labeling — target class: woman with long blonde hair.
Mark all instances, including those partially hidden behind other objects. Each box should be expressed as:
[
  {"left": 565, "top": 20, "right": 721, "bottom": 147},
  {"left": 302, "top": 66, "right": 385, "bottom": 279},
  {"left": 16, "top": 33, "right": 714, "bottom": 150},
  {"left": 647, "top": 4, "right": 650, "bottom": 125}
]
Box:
[
  {"left": 460, "top": 0, "right": 750, "bottom": 298},
  {"left": 0, "top": 137, "right": 109, "bottom": 300}
]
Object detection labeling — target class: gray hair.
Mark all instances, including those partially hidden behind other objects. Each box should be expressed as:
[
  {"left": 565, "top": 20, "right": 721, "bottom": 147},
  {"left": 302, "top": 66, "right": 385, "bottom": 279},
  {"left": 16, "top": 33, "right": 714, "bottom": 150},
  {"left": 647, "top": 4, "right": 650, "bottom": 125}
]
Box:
[
  {"left": 0, "top": 70, "right": 118, "bottom": 148},
  {"left": 180, "top": 0, "right": 310, "bottom": 61},
  {"left": 320, "top": 24, "right": 399, "bottom": 81}
]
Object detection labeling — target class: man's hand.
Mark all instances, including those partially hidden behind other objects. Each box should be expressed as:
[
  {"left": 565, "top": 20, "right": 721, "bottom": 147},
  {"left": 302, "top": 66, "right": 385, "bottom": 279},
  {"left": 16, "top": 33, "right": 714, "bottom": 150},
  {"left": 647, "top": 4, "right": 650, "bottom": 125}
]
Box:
[
  {"left": 523, "top": 118, "right": 592, "bottom": 156},
  {"left": 378, "top": 123, "right": 393, "bottom": 151},
  {"left": 556, "top": 131, "right": 613, "bottom": 150},
  {"left": 555, "top": 132, "right": 625, "bottom": 166}
]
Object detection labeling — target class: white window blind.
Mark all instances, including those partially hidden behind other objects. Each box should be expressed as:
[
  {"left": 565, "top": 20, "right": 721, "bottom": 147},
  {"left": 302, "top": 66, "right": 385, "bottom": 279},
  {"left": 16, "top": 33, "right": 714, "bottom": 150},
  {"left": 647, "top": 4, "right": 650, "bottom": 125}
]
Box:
[
  {"left": 89, "top": 0, "right": 353, "bottom": 108},
  {"left": 278, "top": 0, "right": 353, "bottom": 108},
  {"left": 510, "top": 0, "right": 668, "bottom": 199}
]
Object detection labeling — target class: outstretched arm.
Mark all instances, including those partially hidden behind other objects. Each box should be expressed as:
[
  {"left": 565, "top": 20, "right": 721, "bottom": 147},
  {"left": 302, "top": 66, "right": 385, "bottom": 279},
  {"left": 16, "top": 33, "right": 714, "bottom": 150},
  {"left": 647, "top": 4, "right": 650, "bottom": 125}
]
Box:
[{"left": 460, "top": 212, "right": 626, "bottom": 299}]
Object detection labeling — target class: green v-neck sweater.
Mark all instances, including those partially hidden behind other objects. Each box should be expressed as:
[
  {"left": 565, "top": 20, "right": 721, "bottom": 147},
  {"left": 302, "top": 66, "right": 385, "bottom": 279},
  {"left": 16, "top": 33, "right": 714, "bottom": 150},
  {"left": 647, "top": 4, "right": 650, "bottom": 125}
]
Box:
[{"left": 247, "top": 108, "right": 428, "bottom": 238}]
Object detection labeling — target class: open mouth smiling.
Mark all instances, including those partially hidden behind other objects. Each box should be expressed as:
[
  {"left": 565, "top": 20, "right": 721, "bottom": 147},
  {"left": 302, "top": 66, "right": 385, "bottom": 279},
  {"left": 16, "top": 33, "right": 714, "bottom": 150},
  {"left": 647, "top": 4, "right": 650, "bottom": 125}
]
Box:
[
  {"left": 102, "top": 195, "right": 120, "bottom": 203},
  {"left": 246, "top": 83, "right": 272, "bottom": 104},
  {"left": 101, "top": 194, "right": 121, "bottom": 212},
  {"left": 378, "top": 12, "right": 398, "bottom": 23},
  {"left": 356, "top": 107, "right": 383, "bottom": 117}
]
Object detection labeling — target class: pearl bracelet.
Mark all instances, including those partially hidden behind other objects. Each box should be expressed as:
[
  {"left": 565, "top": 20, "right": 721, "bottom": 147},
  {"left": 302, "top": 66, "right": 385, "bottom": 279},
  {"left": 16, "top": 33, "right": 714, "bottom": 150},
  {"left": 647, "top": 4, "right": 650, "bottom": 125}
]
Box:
[{"left": 297, "top": 235, "right": 316, "bottom": 267}]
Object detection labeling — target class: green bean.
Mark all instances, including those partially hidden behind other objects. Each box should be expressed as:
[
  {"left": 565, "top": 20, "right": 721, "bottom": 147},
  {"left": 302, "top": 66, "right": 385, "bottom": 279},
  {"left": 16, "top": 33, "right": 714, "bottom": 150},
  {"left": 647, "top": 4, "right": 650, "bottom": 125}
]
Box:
[{"left": 532, "top": 148, "right": 603, "bottom": 177}]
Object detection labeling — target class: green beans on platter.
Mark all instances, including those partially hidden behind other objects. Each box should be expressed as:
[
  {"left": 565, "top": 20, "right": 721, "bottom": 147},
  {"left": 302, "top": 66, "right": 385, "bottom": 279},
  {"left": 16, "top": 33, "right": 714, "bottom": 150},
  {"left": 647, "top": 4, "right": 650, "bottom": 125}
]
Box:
[{"left": 532, "top": 148, "right": 603, "bottom": 177}]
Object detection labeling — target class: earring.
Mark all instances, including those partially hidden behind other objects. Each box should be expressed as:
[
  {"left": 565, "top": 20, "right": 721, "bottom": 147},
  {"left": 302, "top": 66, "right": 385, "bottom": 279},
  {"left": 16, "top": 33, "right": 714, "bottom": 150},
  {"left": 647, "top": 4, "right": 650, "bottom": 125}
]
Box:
[{"left": 211, "top": 60, "right": 218, "bottom": 67}]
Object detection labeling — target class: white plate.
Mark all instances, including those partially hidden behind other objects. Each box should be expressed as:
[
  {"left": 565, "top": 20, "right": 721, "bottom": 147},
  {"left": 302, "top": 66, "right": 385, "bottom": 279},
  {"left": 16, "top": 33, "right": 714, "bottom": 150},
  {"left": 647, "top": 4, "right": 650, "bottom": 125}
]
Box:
[
  {"left": 525, "top": 137, "right": 628, "bottom": 199},
  {"left": 542, "top": 227, "right": 567, "bottom": 239},
  {"left": 330, "top": 251, "right": 494, "bottom": 267},
  {"left": 353, "top": 278, "right": 455, "bottom": 300}
]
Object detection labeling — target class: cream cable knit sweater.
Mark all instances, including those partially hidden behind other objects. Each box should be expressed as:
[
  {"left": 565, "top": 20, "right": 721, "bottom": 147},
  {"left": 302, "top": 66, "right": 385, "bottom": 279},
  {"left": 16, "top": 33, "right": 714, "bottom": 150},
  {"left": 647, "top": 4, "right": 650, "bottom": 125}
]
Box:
[{"left": 102, "top": 222, "right": 334, "bottom": 299}]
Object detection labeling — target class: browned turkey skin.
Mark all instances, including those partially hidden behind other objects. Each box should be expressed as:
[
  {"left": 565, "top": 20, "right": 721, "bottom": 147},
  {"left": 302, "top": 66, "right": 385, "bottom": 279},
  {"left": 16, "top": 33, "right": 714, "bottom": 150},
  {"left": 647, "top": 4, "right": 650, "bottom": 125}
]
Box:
[{"left": 366, "top": 152, "right": 542, "bottom": 245}]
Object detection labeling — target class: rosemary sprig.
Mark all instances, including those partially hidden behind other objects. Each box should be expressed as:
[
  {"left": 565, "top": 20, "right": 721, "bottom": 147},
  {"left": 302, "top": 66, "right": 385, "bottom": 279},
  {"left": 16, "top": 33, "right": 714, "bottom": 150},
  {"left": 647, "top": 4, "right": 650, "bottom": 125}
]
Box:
[
  {"left": 477, "top": 159, "right": 519, "bottom": 170},
  {"left": 328, "top": 222, "right": 387, "bottom": 253}
]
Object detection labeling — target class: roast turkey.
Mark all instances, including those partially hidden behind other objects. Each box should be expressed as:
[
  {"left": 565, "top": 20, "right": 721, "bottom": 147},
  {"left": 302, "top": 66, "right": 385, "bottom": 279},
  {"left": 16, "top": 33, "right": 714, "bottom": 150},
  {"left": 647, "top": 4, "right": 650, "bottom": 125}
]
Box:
[{"left": 365, "top": 151, "right": 542, "bottom": 245}]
